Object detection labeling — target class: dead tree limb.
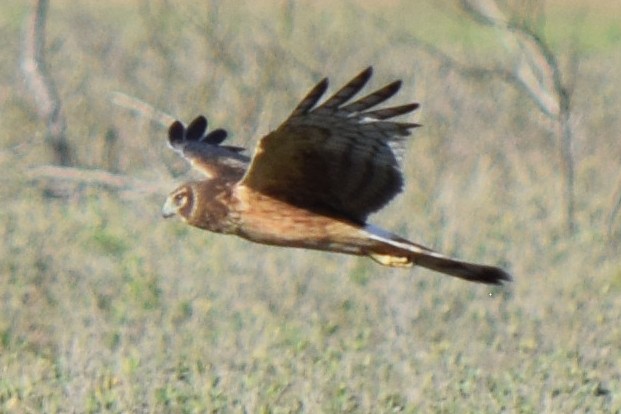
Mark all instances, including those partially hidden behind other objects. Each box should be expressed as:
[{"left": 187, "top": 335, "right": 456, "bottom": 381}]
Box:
[
  {"left": 460, "top": 0, "right": 577, "bottom": 234},
  {"left": 110, "top": 91, "right": 177, "bottom": 128},
  {"left": 27, "top": 165, "right": 170, "bottom": 198},
  {"left": 21, "top": 0, "right": 72, "bottom": 166}
]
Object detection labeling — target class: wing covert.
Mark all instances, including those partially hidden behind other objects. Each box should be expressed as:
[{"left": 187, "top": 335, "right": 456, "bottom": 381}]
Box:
[
  {"left": 238, "top": 67, "right": 420, "bottom": 222},
  {"left": 167, "top": 116, "right": 250, "bottom": 181}
]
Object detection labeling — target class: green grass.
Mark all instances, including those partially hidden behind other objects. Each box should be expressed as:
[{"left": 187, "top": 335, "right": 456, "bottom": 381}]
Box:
[{"left": 1, "top": 0, "right": 620, "bottom": 412}]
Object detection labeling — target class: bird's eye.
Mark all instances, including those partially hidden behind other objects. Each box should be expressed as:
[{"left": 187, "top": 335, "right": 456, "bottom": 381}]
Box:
[{"left": 174, "top": 193, "right": 186, "bottom": 205}]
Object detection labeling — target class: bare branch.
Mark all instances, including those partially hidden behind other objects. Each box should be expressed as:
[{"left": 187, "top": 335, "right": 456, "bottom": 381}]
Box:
[
  {"left": 461, "top": 0, "right": 576, "bottom": 233},
  {"left": 21, "top": 0, "right": 72, "bottom": 165},
  {"left": 460, "top": 0, "right": 506, "bottom": 27},
  {"left": 461, "top": 0, "right": 561, "bottom": 117},
  {"left": 27, "top": 165, "right": 170, "bottom": 197},
  {"left": 110, "top": 91, "right": 177, "bottom": 127}
]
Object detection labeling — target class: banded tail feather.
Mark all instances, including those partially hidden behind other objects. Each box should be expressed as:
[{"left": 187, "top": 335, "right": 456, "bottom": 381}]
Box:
[{"left": 364, "top": 225, "right": 511, "bottom": 285}]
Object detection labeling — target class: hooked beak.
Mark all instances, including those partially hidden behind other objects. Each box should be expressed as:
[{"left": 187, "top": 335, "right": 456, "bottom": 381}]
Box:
[{"left": 161, "top": 197, "right": 177, "bottom": 218}]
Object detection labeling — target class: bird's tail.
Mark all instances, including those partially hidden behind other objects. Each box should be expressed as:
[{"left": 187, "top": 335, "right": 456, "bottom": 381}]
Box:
[{"left": 363, "top": 225, "right": 511, "bottom": 285}]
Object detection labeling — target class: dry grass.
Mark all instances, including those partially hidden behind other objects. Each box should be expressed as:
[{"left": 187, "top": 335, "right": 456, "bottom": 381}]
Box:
[{"left": 1, "top": 1, "right": 620, "bottom": 412}]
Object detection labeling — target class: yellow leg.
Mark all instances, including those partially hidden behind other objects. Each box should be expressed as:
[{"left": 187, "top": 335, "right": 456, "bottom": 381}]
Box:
[{"left": 369, "top": 253, "right": 413, "bottom": 268}]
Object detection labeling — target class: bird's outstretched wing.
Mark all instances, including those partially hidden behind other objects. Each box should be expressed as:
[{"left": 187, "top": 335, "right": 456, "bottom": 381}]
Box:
[
  {"left": 167, "top": 115, "right": 249, "bottom": 181},
  {"left": 238, "top": 67, "right": 420, "bottom": 222}
]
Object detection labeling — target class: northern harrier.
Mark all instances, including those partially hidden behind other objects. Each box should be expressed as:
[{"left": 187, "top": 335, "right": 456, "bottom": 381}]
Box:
[{"left": 162, "top": 67, "right": 511, "bottom": 284}]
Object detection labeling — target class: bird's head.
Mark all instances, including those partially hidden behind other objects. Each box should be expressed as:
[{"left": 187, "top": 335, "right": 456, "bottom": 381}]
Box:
[
  {"left": 162, "top": 180, "right": 235, "bottom": 234},
  {"left": 162, "top": 184, "right": 195, "bottom": 221}
]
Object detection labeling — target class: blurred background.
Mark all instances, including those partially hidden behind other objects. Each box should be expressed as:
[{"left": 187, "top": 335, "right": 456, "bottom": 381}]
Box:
[{"left": 1, "top": 0, "right": 619, "bottom": 411}]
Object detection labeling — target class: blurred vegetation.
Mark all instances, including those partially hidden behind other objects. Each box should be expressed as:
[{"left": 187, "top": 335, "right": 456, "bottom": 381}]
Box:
[{"left": 1, "top": 0, "right": 620, "bottom": 412}]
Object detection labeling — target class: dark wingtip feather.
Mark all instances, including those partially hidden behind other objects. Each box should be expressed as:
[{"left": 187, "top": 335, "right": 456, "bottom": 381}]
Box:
[
  {"left": 320, "top": 67, "right": 375, "bottom": 109},
  {"left": 168, "top": 120, "right": 185, "bottom": 147},
  {"left": 167, "top": 115, "right": 234, "bottom": 151},
  {"left": 203, "top": 128, "right": 228, "bottom": 145},
  {"left": 364, "top": 103, "right": 420, "bottom": 120},
  {"left": 339, "top": 79, "right": 405, "bottom": 114},
  {"left": 360, "top": 66, "right": 374, "bottom": 80},
  {"left": 383, "top": 79, "right": 402, "bottom": 96},
  {"left": 186, "top": 116, "right": 208, "bottom": 141},
  {"left": 290, "top": 77, "right": 330, "bottom": 117}
]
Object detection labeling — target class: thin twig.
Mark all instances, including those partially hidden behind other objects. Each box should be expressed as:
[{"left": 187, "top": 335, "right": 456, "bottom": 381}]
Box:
[
  {"left": 21, "top": 0, "right": 72, "bottom": 165},
  {"left": 110, "top": 91, "right": 177, "bottom": 127},
  {"left": 27, "top": 165, "right": 170, "bottom": 195}
]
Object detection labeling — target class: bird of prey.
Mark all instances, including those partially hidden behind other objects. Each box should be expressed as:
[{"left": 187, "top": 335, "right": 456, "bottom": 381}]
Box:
[{"left": 162, "top": 67, "right": 511, "bottom": 284}]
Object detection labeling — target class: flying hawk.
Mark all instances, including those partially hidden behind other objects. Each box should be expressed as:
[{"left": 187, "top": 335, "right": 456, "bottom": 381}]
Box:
[{"left": 162, "top": 67, "right": 511, "bottom": 284}]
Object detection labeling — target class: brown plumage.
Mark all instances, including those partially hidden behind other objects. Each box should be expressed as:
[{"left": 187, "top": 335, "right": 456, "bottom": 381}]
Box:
[{"left": 162, "top": 67, "right": 511, "bottom": 284}]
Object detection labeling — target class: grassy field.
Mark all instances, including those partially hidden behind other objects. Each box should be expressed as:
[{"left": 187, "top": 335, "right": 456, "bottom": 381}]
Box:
[{"left": 1, "top": 1, "right": 620, "bottom": 412}]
